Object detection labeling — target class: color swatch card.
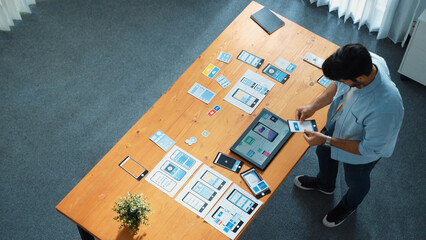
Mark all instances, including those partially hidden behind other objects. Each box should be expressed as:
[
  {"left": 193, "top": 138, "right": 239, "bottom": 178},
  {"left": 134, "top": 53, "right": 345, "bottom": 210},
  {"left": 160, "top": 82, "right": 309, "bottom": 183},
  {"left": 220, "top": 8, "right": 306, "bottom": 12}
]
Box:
[
  {"left": 188, "top": 83, "right": 216, "bottom": 104},
  {"left": 215, "top": 75, "right": 231, "bottom": 88},
  {"left": 275, "top": 57, "right": 296, "bottom": 73},
  {"left": 175, "top": 164, "right": 232, "bottom": 218},
  {"left": 217, "top": 51, "right": 232, "bottom": 63},
  {"left": 203, "top": 63, "right": 220, "bottom": 78},
  {"left": 207, "top": 105, "right": 221, "bottom": 117},
  {"left": 150, "top": 130, "right": 176, "bottom": 152},
  {"left": 146, "top": 146, "right": 202, "bottom": 197},
  {"left": 205, "top": 184, "right": 263, "bottom": 240},
  {"left": 224, "top": 69, "right": 275, "bottom": 114}
]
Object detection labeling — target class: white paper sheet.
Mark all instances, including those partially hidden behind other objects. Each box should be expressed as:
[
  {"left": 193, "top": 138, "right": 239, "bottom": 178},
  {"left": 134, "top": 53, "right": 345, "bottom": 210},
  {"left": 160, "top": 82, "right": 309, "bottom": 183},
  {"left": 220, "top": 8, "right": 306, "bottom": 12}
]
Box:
[
  {"left": 175, "top": 165, "right": 232, "bottom": 218},
  {"left": 204, "top": 184, "right": 263, "bottom": 240},
  {"left": 146, "top": 146, "right": 202, "bottom": 197},
  {"left": 224, "top": 69, "right": 275, "bottom": 114}
]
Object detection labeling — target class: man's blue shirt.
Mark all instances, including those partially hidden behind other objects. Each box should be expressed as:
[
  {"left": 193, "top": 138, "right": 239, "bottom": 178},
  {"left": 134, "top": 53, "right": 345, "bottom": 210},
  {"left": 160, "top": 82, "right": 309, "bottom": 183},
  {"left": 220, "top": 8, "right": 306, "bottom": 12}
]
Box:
[{"left": 325, "top": 53, "right": 404, "bottom": 164}]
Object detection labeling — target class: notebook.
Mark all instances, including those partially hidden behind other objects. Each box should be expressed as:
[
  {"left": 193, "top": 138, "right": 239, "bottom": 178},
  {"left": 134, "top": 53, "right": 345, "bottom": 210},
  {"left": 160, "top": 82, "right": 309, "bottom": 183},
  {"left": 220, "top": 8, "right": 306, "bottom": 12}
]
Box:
[{"left": 250, "top": 7, "right": 285, "bottom": 35}]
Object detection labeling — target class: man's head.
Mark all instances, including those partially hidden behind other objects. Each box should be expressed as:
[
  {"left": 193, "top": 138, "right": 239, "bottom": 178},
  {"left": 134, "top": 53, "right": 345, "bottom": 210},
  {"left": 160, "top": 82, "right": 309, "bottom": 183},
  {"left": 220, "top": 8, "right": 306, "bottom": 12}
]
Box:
[{"left": 322, "top": 43, "right": 373, "bottom": 88}]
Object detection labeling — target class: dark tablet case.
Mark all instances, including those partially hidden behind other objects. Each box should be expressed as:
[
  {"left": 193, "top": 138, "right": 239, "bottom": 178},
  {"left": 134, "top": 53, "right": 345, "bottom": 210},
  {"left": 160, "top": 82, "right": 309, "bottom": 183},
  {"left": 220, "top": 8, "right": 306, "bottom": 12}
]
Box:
[{"left": 250, "top": 7, "right": 285, "bottom": 35}]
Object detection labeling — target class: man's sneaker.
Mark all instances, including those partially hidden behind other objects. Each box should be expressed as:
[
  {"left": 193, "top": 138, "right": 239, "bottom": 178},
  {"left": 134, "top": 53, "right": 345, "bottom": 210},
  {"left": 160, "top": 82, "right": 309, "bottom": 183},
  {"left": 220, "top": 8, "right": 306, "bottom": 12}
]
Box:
[
  {"left": 293, "top": 175, "right": 334, "bottom": 195},
  {"left": 322, "top": 201, "right": 356, "bottom": 227}
]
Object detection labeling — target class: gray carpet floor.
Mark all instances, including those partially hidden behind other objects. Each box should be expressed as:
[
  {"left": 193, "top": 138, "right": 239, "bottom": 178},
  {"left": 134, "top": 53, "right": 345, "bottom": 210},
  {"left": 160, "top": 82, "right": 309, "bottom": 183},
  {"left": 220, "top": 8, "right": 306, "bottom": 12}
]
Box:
[{"left": 1, "top": 0, "right": 425, "bottom": 239}]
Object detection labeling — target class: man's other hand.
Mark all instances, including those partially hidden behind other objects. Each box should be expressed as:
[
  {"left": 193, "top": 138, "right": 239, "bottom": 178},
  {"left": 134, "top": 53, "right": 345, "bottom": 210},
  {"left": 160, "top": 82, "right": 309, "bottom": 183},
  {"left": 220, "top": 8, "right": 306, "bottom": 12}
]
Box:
[{"left": 303, "top": 130, "right": 327, "bottom": 146}]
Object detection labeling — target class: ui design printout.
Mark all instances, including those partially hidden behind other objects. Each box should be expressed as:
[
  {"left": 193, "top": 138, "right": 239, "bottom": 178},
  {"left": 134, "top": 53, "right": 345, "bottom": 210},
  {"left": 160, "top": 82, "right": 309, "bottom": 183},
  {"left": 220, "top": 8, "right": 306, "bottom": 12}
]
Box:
[
  {"left": 175, "top": 165, "right": 232, "bottom": 218},
  {"left": 224, "top": 69, "right": 275, "bottom": 114},
  {"left": 146, "top": 146, "right": 202, "bottom": 198},
  {"left": 188, "top": 82, "right": 216, "bottom": 104},
  {"left": 205, "top": 184, "right": 263, "bottom": 240}
]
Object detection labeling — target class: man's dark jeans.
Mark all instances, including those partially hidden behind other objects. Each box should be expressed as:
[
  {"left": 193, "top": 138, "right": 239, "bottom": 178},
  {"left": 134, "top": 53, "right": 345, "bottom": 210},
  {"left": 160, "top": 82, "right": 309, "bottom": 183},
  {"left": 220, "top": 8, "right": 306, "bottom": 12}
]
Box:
[{"left": 315, "top": 144, "right": 379, "bottom": 209}]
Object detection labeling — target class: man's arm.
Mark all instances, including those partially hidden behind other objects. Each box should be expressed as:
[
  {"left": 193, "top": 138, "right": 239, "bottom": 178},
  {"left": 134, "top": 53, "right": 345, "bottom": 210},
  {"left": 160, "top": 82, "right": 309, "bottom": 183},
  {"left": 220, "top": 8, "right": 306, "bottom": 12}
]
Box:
[
  {"left": 330, "top": 137, "right": 360, "bottom": 155},
  {"left": 303, "top": 130, "right": 361, "bottom": 155},
  {"left": 295, "top": 82, "right": 337, "bottom": 122}
]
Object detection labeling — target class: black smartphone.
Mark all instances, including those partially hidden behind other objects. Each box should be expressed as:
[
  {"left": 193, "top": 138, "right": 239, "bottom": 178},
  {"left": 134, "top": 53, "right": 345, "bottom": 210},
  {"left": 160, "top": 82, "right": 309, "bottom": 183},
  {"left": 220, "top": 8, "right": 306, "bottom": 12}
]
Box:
[
  {"left": 240, "top": 168, "right": 271, "bottom": 199},
  {"left": 213, "top": 152, "right": 243, "bottom": 173}
]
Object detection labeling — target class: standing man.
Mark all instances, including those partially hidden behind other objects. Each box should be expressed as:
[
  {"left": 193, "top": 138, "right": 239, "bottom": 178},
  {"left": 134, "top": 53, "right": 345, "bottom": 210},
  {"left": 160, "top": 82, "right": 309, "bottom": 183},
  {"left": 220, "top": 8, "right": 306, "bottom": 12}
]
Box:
[{"left": 294, "top": 43, "right": 404, "bottom": 227}]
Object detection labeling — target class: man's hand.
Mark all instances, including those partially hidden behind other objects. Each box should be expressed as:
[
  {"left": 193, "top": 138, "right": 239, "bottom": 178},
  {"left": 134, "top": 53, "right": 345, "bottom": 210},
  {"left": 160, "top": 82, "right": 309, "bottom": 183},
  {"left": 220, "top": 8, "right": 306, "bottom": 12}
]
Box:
[
  {"left": 303, "top": 130, "right": 327, "bottom": 146},
  {"left": 295, "top": 104, "right": 316, "bottom": 123},
  {"left": 303, "top": 130, "right": 362, "bottom": 155},
  {"left": 295, "top": 82, "right": 337, "bottom": 123}
]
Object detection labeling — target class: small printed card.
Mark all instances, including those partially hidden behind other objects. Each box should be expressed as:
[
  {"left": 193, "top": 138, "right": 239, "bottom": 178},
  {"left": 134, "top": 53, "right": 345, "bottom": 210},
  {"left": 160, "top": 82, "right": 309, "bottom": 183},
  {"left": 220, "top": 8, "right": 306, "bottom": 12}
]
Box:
[
  {"left": 275, "top": 57, "right": 296, "bottom": 73},
  {"left": 217, "top": 51, "right": 232, "bottom": 63},
  {"left": 207, "top": 105, "right": 221, "bottom": 117},
  {"left": 188, "top": 83, "right": 216, "bottom": 104},
  {"left": 201, "top": 130, "right": 210, "bottom": 137},
  {"left": 149, "top": 130, "right": 176, "bottom": 152},
  {"left": 215, "top": 75, "right": 231, "bottom": 88},
  {"left": 203, "top": 63, "right": 220, "bottom": 78}
]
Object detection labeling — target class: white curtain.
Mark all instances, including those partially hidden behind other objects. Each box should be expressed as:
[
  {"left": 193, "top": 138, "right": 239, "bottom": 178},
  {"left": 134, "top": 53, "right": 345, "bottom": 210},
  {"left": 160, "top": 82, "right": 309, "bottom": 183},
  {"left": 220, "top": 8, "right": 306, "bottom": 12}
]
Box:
[
  {"left": 0, "top": 0, "right": 36, "bottom": 31},
  {"left": 310, "top": 0, "right": 422, "bottom": 46}
]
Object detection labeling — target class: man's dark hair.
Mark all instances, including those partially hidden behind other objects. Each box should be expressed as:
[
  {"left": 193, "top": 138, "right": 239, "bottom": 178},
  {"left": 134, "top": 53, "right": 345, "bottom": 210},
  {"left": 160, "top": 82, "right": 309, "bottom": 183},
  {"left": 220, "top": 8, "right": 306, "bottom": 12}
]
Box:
[{"left": 322, "top": 43, "right": 372, "bottom": 81}]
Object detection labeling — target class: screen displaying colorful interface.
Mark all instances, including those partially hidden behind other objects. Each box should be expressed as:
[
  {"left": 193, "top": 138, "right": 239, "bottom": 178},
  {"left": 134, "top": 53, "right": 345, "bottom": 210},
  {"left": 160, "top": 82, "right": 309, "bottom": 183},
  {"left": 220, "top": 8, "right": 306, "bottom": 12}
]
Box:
[
  {"left": 233, "top": 110, "right": 290, "bottom": 166},
  {"left": 242, "top": 170, "right": 268, "bottom": 194},
  {"left": 232, "top": 88, "right": 259, "bottom": 107},
  {"left": 201, "top": 171, "right": 226, "bottom": 190},
  {"left": 212, "top": 207, "right": 244, "bottom": 234},
  {"left": 226, "top": 189, "right": 257, "bottom": 214}
]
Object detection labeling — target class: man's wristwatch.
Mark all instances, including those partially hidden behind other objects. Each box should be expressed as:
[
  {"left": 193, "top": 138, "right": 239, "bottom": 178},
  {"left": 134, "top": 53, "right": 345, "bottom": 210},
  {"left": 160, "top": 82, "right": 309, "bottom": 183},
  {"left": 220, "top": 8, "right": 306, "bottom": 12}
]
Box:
[{"left": 324, "top": 136, "right": 332, "bottom": 147}]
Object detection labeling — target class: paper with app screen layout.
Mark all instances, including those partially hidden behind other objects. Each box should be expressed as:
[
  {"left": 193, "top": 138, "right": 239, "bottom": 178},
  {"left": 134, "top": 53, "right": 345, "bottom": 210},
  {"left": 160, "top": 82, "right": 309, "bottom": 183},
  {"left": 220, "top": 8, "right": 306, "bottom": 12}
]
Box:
[
  {"left": 146, "top": 146, "right": 202, "bottom": 197},
  {"left": 204, "top": 184, "right": 263, "bottom": 240},
  {"left": 175, "top": 164, "right": 232, "bottom": 218},
  {"left": 224, "top": 69, "right": 275, "bottom": 114}
]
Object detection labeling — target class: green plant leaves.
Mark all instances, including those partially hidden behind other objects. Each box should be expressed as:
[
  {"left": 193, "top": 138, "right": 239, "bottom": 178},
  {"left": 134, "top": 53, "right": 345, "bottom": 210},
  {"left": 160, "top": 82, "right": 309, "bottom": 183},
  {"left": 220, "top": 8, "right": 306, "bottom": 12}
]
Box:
[{"left": 112, "top": 192, "right": 153, "bottom": 235}]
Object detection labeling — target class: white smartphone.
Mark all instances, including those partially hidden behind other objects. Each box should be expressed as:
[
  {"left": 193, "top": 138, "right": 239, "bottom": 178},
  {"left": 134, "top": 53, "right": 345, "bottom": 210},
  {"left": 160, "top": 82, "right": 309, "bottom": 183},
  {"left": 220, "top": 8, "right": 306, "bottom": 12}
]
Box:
[{"left": 288, "top": 120, "right": 318, "bottom": 132}]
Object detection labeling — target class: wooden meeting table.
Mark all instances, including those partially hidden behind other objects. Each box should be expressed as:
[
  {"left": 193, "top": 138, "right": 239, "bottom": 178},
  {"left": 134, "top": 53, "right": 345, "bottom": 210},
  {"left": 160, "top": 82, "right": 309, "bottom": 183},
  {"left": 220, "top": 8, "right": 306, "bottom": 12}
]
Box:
[{"left": 56, "top": 1, "right": 339, "bottom": 239}]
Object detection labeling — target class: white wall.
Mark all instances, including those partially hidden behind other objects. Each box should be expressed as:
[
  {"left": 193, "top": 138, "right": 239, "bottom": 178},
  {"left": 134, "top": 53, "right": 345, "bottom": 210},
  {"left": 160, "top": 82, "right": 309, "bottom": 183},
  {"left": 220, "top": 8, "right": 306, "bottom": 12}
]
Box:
[{"left": 415, "top": 1, "right": 426, "bottom": 20}]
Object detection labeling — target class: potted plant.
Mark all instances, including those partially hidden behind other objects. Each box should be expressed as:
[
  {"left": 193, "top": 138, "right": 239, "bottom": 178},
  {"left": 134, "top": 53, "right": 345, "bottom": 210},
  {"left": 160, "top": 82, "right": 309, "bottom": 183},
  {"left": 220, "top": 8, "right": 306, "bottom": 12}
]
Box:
[{"left": 112, "top": 192, "right": 153, "bottom": 235}]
